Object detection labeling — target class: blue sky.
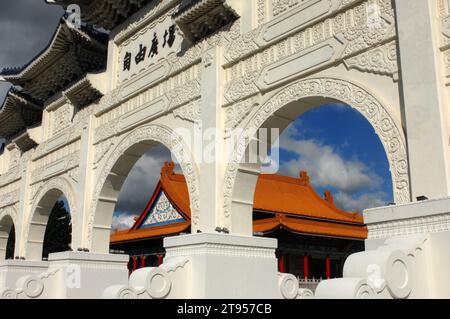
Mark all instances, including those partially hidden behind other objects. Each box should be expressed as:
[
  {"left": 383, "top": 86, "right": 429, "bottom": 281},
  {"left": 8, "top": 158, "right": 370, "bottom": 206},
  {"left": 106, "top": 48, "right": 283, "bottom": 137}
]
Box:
[
  {"left": 276, "top": 103, "right": 392, "bottom": 212},
  {"left": 111, "top": 103, "right": 393, "bottom": 230}
]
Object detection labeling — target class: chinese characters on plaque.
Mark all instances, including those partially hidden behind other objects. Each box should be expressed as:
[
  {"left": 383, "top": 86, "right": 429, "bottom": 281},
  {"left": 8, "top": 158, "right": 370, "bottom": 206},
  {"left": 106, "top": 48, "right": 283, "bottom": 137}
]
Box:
[{"left": 120, "top": 17, "right": 182, "bottom": 82}]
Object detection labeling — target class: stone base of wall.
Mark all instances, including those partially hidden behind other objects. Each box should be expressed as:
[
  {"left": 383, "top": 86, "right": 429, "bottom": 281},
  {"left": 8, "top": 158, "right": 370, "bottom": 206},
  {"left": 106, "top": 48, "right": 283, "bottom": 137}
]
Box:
[
  {"left": 104, "top": 233, "right": 313, "bottom": 299},
  {"left": 0, "top": 252, "right": 129, "bottom": 299},
  {"left": 316, "top": 197, "right": 450, "bottom": 299}
]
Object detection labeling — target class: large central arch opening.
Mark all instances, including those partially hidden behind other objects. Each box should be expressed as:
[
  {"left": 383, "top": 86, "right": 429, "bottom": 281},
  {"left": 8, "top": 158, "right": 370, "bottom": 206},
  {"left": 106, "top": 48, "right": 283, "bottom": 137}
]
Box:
[
  {"left": 226, "top": 80, "right": 407, "bottom": 289},
  {"left": 263, "top": 103, "right": 393, "bottom": 286}
]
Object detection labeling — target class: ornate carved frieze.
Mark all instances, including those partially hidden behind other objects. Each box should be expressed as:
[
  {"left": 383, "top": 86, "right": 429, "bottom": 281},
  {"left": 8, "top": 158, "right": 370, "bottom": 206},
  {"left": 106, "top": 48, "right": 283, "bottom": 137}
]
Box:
[
  {"left": 257, "top": 0, "right": 267, "bottom": 26},
  {"left": 224, "top": 71, "right": 260, "bottom": 104},
  {"left": 95, "top": 73, "right": 201, "bottom": 144},
  {"left": 31, "top": 140, "right": 81, "bottom": 184},
  {"left": 0, "top": 181, "right": 20, "bottom": 209},
  {"left": 223, "top": 0, "right": 396, "bottom": 103},
  {"left": 173, "top": 99, "right": 201, "bottom": 124},
  {"left": 344, "top": 40, "right": 398, "bottom": 80},
  {"left": 225, "top": 0, "right": 372, "bottom": 64},
  {"left": 53, "top": 103, "right": 73, "bottom": 135},
  {"left": 224, "top": 98, "right": 259, "bottom": 136},
  {"left": 367, "top": 213, "right": 450, "bottom": 240},
  {"left": 94, "top": 139, "right": 116, "bottom": 169}
]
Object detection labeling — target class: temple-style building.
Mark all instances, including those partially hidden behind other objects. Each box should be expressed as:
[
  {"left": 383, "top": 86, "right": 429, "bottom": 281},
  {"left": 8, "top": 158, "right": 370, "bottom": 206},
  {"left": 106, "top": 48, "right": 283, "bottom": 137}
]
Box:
[{"left": 111, "top": 162, "right": 367, "bottom": 282}]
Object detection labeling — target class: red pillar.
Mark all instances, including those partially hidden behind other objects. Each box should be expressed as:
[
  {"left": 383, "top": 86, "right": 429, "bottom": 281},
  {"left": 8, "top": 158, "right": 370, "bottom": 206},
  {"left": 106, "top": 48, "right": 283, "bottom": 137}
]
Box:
[
  {"left": 141, "top": 256, "right": 145, "bottom": 268},
  {"left": 326, "top": 256, "right": 331, "bottom": 279},
  {"left": 157, "top": 254, "right": 164, "bottom": 266},
  {"left": 303, "top": 255, "right": 309, "bottom": 280},
  {"left": 278, "top": 254, "right": 285, "bottom": 273},
  {"left": 132, "top": 256, "right": 137, "bottom": 272}
]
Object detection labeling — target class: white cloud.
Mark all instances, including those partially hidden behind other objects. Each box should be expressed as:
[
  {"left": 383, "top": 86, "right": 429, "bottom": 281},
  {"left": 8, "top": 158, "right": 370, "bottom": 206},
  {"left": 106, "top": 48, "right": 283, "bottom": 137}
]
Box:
[
  {"left": 111, "top": 212, "right": 137, "bottom": 232},
  {"left": 275, "top": 124, "right": 390, "bottom": 212},
  {"left": 334, "top": 191, "right": 389, "bottom": 212},
  {"left": 278, "top": 126, "right": 381, "bottom": 194}
]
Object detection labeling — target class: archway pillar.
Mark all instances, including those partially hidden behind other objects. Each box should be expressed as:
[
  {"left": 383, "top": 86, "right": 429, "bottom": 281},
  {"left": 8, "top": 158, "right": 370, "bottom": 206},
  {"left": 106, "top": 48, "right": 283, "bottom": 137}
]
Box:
[
  {"left": 15, "top": 153, "right": 33, "bottom": 260},
  {"left": 73, "top": 116, "right": 95, "bottom": 252},
  {"left": 197, "top": 46, "right": 226, "bottom": 234},
  {"left": 396, "top": 0, "right": 450, "bottom": 200}
]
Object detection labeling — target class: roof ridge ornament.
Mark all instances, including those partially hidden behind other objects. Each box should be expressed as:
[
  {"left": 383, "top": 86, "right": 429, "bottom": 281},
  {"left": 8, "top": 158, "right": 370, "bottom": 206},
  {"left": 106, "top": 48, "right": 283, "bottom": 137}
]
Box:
[
  {"left": 162, "top": 161, "right": 176, "bottom": 176},
  {"left": 324, "top": 191, "right": 335, "bottom": 206},
  {"left": 299, "top": 170, "right": 310, "bottom": 186}
]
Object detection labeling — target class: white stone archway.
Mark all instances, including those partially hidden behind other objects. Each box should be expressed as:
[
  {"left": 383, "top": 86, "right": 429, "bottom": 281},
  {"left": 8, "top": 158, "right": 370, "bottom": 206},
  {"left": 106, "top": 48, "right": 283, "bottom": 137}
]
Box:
[
  {"left": 0, "top": 206, "right": 18, "bottom": 261},
  {"left": 222, "top": 77, "right": 410, "bottom": 233},
  {"left": 87, "top": 124, "right": 200, "bottom": 253},
  {"left": 23, "top": 177, "right": 76, "bottom": 261}
]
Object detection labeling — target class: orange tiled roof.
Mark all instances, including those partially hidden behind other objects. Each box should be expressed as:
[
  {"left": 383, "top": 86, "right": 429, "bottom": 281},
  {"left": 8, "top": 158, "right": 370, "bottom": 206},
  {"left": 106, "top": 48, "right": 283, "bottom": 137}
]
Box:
[{"left": 110, "top": 162, "right": 367, "bottom": 243}]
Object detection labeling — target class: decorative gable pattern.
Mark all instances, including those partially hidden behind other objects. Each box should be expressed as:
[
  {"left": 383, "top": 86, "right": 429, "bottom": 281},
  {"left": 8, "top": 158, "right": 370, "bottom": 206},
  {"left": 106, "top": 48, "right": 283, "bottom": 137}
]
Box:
[{"left": 140, "top": 191, "right": 185, "bottom": 228}]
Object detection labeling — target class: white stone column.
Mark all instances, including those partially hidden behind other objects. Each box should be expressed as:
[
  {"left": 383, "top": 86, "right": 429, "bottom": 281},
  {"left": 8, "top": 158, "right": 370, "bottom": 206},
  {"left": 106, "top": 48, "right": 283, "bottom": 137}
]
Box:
[
  {"left": 76, "top": 116, "right": 95, "bottom": 251},
  {"left": 16, "top": 151, "right": 33, "bottom": 259},
  {"left": 395, "top": 0, "right": 450, "bottom": 200},
  {"left": 198, "top": 47, "right": 225, "bottom": 234}
]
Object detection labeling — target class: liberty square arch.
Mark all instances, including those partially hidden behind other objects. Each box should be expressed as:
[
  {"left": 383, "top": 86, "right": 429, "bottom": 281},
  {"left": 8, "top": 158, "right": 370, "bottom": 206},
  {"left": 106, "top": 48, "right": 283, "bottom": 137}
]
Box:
[{"left": 0, "top": 0, "right": 449, "bottom": 298}]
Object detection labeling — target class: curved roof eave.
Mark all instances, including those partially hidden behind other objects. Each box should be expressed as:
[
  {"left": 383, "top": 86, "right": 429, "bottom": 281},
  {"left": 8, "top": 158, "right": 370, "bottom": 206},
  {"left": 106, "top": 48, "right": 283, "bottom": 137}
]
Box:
[{"left": 0, "top": 17, "right": 108, "bottom": 84}]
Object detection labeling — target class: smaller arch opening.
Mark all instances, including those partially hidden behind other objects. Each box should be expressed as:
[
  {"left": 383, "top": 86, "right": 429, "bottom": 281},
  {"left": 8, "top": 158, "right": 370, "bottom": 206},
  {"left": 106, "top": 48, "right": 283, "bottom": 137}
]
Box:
[
  {"left": 27, "top": 190, "right": 72, "bottom": 261},
  {"left": 42, "top": 197, "right": 72, "bottom": 260},
  {"left": 6, "top": 225, "right": 15, "bottom": 260},
  {"left": 0, "top": 215, "right": 15, "bottom": 261}
]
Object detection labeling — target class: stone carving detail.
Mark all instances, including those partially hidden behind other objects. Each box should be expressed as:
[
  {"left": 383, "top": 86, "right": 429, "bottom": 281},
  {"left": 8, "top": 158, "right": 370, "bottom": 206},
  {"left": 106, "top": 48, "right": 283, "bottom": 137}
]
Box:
[
  {"left": 0, "top": 166, "right": 20, "bottom": 189},
  {"left": 224, "top": 71, "right": 260, "bottom": 104},
  {"left": 344, "top": 41, "right": 398, "bottom": 80},
  {"left": 224, "top": 0, "right": 396, "bottom": 103},
  {"left": 272, "top": 0, "right": 300, "bottom": 17},
  {"left": 31, "top": 148, "right": 81, "bottom": 185},
  {"left": 316, "top": 235, "right": 427, "bottom": 299},
  {"left": 368, "top": 213, "right": 450, "bottom": 240},
  {"left": 53, "top": 104, "right": 72, "bottom": 135},
  {"left": 257, "top": 0, "right": 267, "bottom": 25},
  {"left": 0, "top": 190, "right": 20, "bottom": 209},
  {"left": 22, "top": 176, "right": 77, "bottom": 258},
  {"left": 8, "top": 148, "right": 20, "bottom": 170},
  {"left": 95, "top": 119, "right": 120, "bottom": 144},
  {"left": 97, "top": 87, "right": 124, "bottom": 116},
  {"left": 278, "top": 273, "right": 314, "bottom": 299},
  {"left": 68, "top": 167, "right": 80, "bottom": 183},
  {"left": 89, "top": 124, "right": 200, "bottom": 250},
  {"left": 103, "top": 258, "right": 189, "bottom": 299},
  {"left": 94, "top": 72, "right": 201, "bottom": 144},
  {"left": 223, "top": 77, "right": 410, "bottom": 229},
  {"left": 167, "top": 79, "right": 201, "bottom": 109},
  {"left": 0, "top": 269, "right": 59, "bottom": 299},
  {"left": 94, "top": 139, "right": 116, "bottom": 168},
  {"left": 225, "top": 98, "right": 259, "bottom": 135},
  {"left": 173, "top": 100, "right": 201, "bottom": 124}
]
